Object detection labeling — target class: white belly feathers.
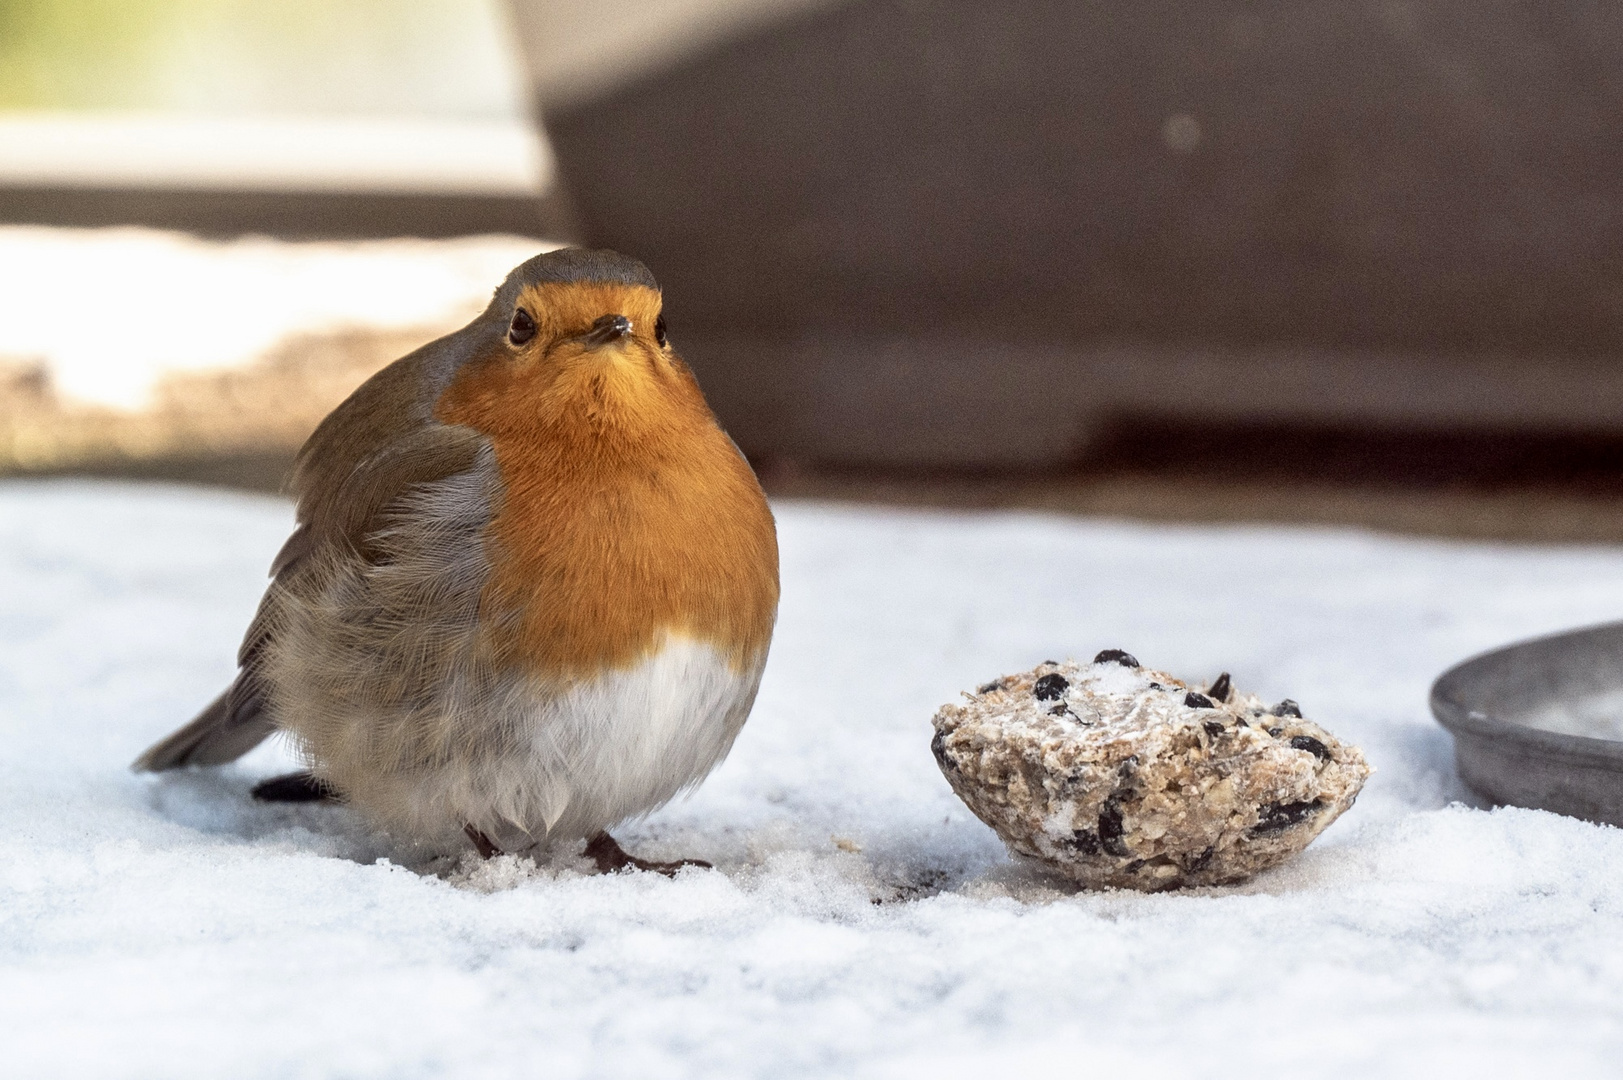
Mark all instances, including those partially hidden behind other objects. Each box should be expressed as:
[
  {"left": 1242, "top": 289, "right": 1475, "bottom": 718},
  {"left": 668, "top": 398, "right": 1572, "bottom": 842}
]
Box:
[{"left": 409, "top": 634, "right": 763, "bottom": 848}]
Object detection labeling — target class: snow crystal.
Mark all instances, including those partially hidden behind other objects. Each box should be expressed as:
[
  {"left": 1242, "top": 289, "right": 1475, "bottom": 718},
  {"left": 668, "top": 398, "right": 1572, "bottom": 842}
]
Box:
[
  {"left": 1083, "top": 657, "right": 1156, "bottom": 698},
  {"left": 4, "top": 479, "right": 1623, "bottom": 1078}
]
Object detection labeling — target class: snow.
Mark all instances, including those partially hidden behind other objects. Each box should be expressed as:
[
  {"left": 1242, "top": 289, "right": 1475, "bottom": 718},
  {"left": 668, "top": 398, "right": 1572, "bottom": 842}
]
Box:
[
  {"left": 4, "top": 479, "right": 1623, "bottom": 1078},
  {"left": 0, "top": 227, "right": 551, "bottom": 410},
  {"left": 0, "top": 114, "right": 551, "bottom": 194},
  {"left": 1080, "top": 656, "right": 1158, "bottom": 697},
  {"left": 1523, "top": 690, "right": 1623, "bottom": 741}
]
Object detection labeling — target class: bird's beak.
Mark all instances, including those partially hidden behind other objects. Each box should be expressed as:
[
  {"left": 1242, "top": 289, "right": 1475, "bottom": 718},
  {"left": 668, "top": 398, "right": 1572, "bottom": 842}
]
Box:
[{"left": 580, "top": 314, "right": 632, "bottom": 349}]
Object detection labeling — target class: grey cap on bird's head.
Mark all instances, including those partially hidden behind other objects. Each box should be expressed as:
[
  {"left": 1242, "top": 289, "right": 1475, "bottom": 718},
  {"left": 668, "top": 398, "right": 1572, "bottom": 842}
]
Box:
[{"left": 492, "top": 248, "right": 660, "bottom": 309}]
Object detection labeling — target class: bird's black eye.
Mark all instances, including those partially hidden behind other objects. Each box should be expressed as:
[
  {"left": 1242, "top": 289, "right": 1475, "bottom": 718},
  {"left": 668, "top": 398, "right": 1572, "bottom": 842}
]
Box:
[
  {"left": 508, "top": 308, "right": 536, "bottom": 346},
  {"left": 654, "top": 312, "right": 668, "bottom": 348}
]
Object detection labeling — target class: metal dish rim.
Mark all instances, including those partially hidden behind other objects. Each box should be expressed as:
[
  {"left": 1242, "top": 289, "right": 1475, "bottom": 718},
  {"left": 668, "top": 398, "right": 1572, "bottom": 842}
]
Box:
[{"left": 1428, "top": 619, "right": 1623, "bottom": 769}]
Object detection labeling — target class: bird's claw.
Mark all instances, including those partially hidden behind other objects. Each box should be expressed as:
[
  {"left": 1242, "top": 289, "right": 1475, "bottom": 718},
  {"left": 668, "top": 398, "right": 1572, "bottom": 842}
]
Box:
[{"left": 584, "top": 832, "right": 711, "bottom": 877}]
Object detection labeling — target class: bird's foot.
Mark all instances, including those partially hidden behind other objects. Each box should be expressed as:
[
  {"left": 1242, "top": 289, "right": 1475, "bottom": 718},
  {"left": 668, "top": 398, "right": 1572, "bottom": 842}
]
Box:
[
  {"left": 464, "top": 824, "right": 503, "bottom": 859},
  {"left": 252, "top": 771, "right": 340, "bottom": 802},
  {"left": 584, "top": 832, "right": 711, "bottom": 877}
]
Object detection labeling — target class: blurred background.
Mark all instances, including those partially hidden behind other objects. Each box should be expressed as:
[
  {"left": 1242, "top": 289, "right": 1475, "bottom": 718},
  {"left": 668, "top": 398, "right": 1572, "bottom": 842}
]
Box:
[{"left": 5, "top": 0, "right": 1623, "bottom": 540}]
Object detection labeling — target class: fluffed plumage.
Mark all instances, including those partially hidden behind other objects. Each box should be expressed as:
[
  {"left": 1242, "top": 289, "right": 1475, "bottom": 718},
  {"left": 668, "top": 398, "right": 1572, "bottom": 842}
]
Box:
[{"left": 134, "top": 248, "right": 780, "bottom": 859}]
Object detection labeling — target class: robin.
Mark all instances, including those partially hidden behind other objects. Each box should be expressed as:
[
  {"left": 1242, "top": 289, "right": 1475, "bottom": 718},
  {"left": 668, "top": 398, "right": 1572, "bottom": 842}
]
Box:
[{"left": 133, "top": 248, "right": 780, "bottom": 872}]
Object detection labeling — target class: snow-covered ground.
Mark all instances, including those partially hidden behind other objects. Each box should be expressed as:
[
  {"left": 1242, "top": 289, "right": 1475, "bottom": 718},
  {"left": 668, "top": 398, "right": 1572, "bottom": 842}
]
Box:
[{"left": 4, "top": 480, "right": 1623, "bottom": 1078}]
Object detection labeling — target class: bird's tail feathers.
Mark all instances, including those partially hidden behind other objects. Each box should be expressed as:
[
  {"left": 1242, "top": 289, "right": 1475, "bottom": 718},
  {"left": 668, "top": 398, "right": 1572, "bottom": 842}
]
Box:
[{"left": 131, "top": 683, "right": 276, "bottom": 772}]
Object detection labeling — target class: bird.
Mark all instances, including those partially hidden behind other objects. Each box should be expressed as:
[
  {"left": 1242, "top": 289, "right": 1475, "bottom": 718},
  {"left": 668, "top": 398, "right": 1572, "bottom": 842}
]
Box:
[{"left": 133, "top": 248, "right": 780, "bottom": 872}]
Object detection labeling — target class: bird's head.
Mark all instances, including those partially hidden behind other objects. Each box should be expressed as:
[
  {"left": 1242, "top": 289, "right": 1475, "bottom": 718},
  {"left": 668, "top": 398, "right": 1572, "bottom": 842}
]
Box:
[{"left": 435, "top": 248, "right": 698, "bottom": 442}]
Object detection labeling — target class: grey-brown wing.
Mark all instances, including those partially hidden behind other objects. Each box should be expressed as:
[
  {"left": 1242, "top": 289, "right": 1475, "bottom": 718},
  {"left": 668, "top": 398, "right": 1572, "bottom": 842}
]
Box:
[{"left": 132, "top": 345, "right": 487, "bottom": 772}]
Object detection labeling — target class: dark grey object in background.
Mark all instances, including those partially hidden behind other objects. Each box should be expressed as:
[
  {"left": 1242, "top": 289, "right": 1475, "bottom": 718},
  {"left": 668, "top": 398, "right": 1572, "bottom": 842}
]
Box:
[
  {"left": 1431, "top": 623, "right": 1623, "bottom": 828},
  {"left": 534, "top": 0, "right": 1623, "bottom": 465}
]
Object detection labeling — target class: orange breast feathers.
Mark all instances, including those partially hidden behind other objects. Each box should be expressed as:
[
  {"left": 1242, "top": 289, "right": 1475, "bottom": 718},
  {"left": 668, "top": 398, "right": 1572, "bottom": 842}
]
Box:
[{"left": 433, "top": 281, "right": 779, "bottom": 681}]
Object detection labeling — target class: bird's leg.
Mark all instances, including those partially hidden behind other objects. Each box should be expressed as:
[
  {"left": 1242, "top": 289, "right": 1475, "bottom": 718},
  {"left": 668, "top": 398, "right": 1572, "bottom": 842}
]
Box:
[
  {"left": 584, "top": 831, "right": 712, "bottom": 877},
  {"left": 464, "top": 824, "right": 503, "bottom": 859}
]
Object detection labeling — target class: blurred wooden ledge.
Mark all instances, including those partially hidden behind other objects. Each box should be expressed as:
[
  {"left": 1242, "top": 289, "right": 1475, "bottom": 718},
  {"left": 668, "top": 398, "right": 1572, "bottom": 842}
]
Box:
[
  {"left": 14, "top": 378, "right": 1623, "bottom": 546},
  {"left": 0, "top": 112, "right": 570, "bottom": 239},
  {"left": 761, "top": 469, "right": 1623, "bottom": 547},
  {"left": 0, "top": 324, "right": 437, "bottom": 491},
  {"left": 756, "top": 419, "right": 1623, "bottom": 546}
]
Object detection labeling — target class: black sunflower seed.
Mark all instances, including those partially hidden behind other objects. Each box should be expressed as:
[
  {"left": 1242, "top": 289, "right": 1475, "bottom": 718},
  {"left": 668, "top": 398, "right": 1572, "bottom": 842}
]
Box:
[
  {"left": 1093, "top": 649, "right": 1140, "bottom": 668},
  {"left": 1289, "top": 734, "right": 1332, "bottom": 761},
  {"left": 1070, "top": 829, "right": 1102, "bottom": 856},
  {"left": 1098, "top": 801, "right": 1131, "bottom": 857},
  {"left": 1184, "top": 691, "right": 1215, "bottom": 709},
  {"left": 1203, "top": 720, "right": 1224, "bottom": 738},
  {"left": 1251, "top": 799, "right": 1323, "bottom": 834},
  {"left": 1033, "top": 673, "right": 1070, "bottom": 701},
  {"left": 1208, "top": 672, "right": 1232, "bottom": 702},
  {"left": 1271, "top": 699, "right": 1303, "bottom": 718}
]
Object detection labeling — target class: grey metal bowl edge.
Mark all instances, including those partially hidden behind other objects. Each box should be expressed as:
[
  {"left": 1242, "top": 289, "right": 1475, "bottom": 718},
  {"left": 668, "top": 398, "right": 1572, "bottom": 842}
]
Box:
[{"left": 1430, "top": 621, "right": 1623, "bottom": 827}]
